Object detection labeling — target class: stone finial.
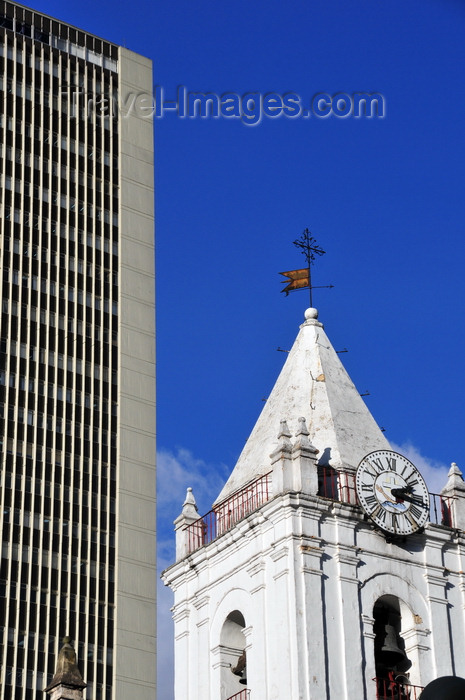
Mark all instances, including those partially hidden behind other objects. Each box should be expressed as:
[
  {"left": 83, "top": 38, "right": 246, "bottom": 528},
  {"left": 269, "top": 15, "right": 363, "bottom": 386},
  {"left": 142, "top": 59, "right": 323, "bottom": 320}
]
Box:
[
  {"left": 440, "top": 463, "right": 465, "bottom": 532},
  {"left": 441, "top": 463, "right": 465, "bottom": 495},
  {"left": 182, "top": 487, "right": 199, "bottom": 517},
  {"left": 44, "top": 638, "right": 86, "bottom": 697},
  {"left": 278, "top": 419, "right": 292, "bottom": 441},
  {"left": 272, "top": 417, "right": 319, "bottom": 496},
  {"left": 175, "top": 488, "right": 201, "bottom": 561},
  {"left": 291, "top": 417, "right": 319, "bottom": 495},
  {"left": 300, "top": 308, "right": 323, "bottom": 329},
  {"left": 270, "top": 420, "right": 293, "bottom": 462},
  {"left": 296, "top": 415, "right": 310, "bottom": 435},
  {"left": 305, "top": 308, "right": 319, "bottom": 320},
  {"left": 293, "top": 417, "right": 318, "bottom": 454},
  {"left": 270, "top": 419, "right": 294, "bottom": 494}
]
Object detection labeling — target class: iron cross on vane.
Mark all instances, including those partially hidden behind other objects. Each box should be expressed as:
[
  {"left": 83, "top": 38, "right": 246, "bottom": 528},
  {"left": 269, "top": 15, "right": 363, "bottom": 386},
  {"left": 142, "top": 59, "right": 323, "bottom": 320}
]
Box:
[{"left": 280, "top": 229, "right": 333, "bottom": 306}]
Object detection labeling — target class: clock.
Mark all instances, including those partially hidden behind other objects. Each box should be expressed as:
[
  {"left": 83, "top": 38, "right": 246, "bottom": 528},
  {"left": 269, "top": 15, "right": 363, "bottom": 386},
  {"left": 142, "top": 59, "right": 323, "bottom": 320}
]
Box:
[{"left": 355, "top": 450, "right": 429, "bottom": 536}]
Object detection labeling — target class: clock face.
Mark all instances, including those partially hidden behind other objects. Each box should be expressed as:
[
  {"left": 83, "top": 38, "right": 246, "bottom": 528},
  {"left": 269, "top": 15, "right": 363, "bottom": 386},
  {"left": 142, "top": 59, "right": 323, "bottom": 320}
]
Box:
[{"left": 356, "top": 450, "right": 429, "bottom": 535}]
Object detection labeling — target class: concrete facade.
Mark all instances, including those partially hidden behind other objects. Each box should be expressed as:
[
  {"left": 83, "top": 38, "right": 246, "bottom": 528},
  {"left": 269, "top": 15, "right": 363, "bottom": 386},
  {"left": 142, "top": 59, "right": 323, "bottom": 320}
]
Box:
[
  {"left": 0, "top": 3, "right": 155, "bottom": 698},
  {"left": 163, "top": 309, "right": 465, "bottom": 700}
]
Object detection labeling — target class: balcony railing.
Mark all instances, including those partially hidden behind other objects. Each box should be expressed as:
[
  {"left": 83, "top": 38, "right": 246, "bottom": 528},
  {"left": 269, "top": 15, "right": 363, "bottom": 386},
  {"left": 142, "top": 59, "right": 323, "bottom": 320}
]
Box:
[
  {"left": 185, "top": 472, "right": 272, "bottom": 554},
  {"left": 374, "top": 677, "right": 424, "bottom": 699},
  {"left": 431, "top": 492, "right": 454, "bottom": 527},
  {"left": 226, "top": 690, "right": 250, "bottom": 700},
  {"left": 318, "top": 466, "right": 455, "bottom": 528},
  {"left": 318, "top": 466, "right": 357, "bottom": 503},
  {"left": 186, "top": 468, "right": 455, "bottom": 555}
]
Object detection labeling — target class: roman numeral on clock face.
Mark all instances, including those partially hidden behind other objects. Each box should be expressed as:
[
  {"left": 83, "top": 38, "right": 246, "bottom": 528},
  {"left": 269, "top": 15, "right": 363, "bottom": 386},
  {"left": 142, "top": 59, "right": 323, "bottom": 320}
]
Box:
[
  {"left": 376, "top": 508, "right": 388, "bottom": 525},
  {"left": 401, "top": 466, "right": 418, "bottom": 484},
  {"left": 386, "top": 456, "right": 397, "bottom": 471},
  {"left": 370, "top": 458, "right": 384, "bottom": 472},
  {"left": 367, "top": 454, "right": 398, "bottom": 473},
  {"left": 364, "top": 495, "right": 377, "bottom": 509},
  {"left": 409, "top": 503, "right": 423, "bottom": 521}
]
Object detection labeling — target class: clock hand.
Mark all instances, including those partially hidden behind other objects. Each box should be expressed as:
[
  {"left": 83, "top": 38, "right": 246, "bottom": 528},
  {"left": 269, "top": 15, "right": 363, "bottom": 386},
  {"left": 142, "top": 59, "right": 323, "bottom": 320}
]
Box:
[{"left": 391, "top": 488, "right": 428, "bottom": 508}]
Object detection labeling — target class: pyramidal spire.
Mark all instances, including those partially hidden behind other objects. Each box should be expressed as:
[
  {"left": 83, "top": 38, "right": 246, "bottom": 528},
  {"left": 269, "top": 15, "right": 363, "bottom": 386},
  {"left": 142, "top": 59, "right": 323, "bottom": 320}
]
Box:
[{"left": 216, "top": 308, "right": 390, "bottom": 502}]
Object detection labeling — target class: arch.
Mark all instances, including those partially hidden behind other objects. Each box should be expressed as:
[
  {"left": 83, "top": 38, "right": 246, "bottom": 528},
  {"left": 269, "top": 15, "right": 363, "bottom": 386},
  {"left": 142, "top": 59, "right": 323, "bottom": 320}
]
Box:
[
  {"left": 220, "top": 610, "right": 246, "bottom": 648},
  {"left": 220, "top": 611, "right": 247, "bottom": 697},
  {"left": 360, "top": 573, "right": 432, "bottom": 691},
  {"left": 210, "top": 587, "right": 253, "bottom": 642},
  {"left": 210, "top": 590, "right": 253, "bottom": 700}
]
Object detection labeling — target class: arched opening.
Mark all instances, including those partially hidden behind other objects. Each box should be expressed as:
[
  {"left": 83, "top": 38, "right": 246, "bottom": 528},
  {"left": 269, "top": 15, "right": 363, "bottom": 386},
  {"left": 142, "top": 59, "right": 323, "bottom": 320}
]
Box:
[
  {"left": 373, "top": 596, "right": 413, "bottom": 699},
  {"left": 219, "top": 610, "right": 247, "bottom": 699}
]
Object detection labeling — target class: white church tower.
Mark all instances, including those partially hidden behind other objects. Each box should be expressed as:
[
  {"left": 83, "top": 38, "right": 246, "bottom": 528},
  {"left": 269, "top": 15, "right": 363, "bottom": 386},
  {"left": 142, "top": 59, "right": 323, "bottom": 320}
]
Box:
[{"left": 162, "top": 308, "right": 465, "bottom": 700}]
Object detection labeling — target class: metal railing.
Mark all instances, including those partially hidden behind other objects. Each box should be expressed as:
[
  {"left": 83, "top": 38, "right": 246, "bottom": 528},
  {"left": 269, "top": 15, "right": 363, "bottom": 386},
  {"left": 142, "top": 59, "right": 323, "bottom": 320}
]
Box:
[
  {"left": 226, "top": 690, "right": 250, "bottom": 700},
  {"left": 430, "top": 492, "right": 454, "bottom": 527},
  {"left": 318, "top": 466, "right": 455, "bottom": 528},
  {"left": 186, "top": 468, "right": 455, "bottom": 554},
  {"left": 185, "top": 472, "right": 272, "bottom": 554},
  {"left": 318, "top": 466, "right": 357, "bottom": 503},
  {"left": 374, "top": 677, "right": 424, "bottom": 699}
]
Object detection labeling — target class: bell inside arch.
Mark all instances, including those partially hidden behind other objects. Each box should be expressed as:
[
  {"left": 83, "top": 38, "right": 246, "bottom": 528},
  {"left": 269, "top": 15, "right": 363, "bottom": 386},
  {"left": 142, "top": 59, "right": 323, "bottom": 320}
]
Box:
[
  {"left": 374, "top": 604, "right": 411, "bottom": 674},
  {"left": 378, "top": 618, "right": 408, "bottom": 667},
  {"left": 231, "top": 650, "right": 247, "bottom": 685}
]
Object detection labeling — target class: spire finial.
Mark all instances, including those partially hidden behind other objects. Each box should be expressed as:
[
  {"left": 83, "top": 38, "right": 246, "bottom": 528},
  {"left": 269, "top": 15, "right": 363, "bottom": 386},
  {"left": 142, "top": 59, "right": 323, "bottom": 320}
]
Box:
[{"left": 304, "top": 308, "right": 318, "bottom": 320}]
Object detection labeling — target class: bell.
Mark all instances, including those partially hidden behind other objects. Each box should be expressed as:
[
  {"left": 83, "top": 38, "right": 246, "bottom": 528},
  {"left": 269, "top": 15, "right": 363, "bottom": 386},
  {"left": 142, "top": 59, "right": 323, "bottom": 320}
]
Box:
[
  {"left": 231, "top": 650, "right": 247, "bottom": 685},
  {"left": 395, "top": 674, "right": 411, "bottom": 686},
  {"left": 378, "top": 622, "right": 408, "bottom": 668}
]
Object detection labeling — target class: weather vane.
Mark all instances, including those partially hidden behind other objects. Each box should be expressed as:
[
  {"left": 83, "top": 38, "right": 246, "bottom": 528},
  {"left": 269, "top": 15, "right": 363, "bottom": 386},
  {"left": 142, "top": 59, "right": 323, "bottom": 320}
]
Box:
[{"left": 280, "top": 228, "right": 333, "bottom": 306}]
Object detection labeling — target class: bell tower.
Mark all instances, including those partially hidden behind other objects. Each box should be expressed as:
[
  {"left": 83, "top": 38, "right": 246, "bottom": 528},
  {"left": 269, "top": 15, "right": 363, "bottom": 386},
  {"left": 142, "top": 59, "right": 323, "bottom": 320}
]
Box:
[{"left": 162, "top": 308, "right": 465, "bottom": 700}]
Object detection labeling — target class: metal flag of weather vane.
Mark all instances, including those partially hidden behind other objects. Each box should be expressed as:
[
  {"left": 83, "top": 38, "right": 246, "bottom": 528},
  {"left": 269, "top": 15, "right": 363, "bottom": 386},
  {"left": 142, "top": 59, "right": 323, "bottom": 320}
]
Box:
[{"left": 280, "top": 229, "right": 333, "bottom": 306}]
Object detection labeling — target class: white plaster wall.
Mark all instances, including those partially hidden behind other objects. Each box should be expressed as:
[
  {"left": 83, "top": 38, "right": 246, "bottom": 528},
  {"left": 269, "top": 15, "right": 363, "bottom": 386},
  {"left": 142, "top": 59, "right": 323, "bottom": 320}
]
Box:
[{"left": 165, "top": 494, "right": 465, "bottom": 700}]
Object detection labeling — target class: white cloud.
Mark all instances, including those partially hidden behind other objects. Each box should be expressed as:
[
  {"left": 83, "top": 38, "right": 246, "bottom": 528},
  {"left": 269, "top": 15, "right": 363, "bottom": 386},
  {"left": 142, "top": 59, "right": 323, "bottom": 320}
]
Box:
[
  {"left": 157, "top": 447, "right": 230, "bottom": 514},
  {"left": 156, "top": 446, "right": 231, "bottom": 569},
  {"left": 390, "top": 441, "right": 451, "bottom": 494}
]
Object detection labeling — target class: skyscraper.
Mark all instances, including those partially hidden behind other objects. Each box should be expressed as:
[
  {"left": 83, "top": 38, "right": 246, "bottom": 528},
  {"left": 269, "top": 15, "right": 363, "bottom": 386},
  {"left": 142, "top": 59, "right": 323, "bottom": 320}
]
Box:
[{"left": 0, "top": 2, "right": 156, "bottom": 698}]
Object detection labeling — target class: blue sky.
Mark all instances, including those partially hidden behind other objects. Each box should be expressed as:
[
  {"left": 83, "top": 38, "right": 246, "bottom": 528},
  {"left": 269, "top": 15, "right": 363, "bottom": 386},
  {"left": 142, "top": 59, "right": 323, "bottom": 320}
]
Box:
[{"left": 27, "top": 1, "right": 465, "bottom": 697}]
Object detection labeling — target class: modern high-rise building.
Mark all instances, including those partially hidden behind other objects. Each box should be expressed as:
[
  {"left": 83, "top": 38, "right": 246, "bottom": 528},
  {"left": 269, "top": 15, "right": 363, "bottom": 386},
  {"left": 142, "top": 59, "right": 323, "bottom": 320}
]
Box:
[{"left": 0, "top": 2, "right": 156, "bottom": 699}]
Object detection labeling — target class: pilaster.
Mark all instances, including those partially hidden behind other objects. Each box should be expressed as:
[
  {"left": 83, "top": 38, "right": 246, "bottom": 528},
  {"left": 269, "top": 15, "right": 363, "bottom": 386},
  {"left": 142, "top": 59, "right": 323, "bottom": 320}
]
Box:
[
  {"left": 247, "top": 558, "right": 267, "bottom": 700},
  {"left": 333, "top": 547, "right": 363, "bottom": 700},
  {"left": 424, "top": 569, "right": 453, "bottom": 676},
  {"left": 173, "top": 603, "right": 192, "bottom": 700},
  {"left": 300, "top": 541, "right": 327, "bottom": 698},
  {"left": 268, "top": 543, "right": 295, "bottom": 699},
  {"left": 195, "top": 595, "right": 210, "bottom": 700}
]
